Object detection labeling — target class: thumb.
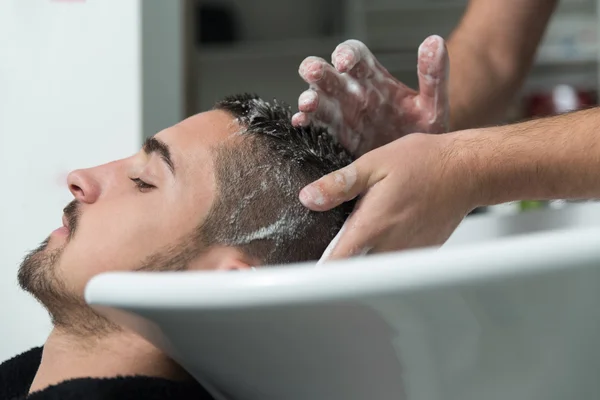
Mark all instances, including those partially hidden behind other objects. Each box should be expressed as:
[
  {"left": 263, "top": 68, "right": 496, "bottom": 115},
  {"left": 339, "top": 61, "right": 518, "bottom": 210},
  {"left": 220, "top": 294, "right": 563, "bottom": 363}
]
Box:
[
  {"left": 299, "top": 154, "right": 383, "bottom": 211},
  {"left": 416, "top": 35, "right": 449, "bottom": 130}
]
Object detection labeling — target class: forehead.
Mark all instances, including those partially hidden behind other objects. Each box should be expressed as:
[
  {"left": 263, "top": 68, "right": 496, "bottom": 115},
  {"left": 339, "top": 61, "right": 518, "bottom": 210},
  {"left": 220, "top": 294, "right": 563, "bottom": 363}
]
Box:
[
  {"left": 155, "top": 110, "right": 241, "bottom": 174},
  {"left": 162, "top": 109, "right": 239, "bottom": 149}
]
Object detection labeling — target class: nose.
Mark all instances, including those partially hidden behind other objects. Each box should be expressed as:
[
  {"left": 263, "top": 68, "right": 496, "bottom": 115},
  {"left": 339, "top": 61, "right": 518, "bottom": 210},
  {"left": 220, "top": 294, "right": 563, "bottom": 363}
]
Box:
[{"left": 67, "top": 169, "right": 101, "bottom": 204}]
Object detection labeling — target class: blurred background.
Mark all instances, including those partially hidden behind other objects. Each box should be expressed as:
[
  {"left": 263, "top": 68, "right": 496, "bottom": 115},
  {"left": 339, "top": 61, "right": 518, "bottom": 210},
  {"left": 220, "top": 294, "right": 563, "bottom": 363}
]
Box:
[
  {"left": 0, "top": 0, "right": 599, "bottom": 361},
  {"left": 190, "top": 0, "right": 598, "bottom": 120}
]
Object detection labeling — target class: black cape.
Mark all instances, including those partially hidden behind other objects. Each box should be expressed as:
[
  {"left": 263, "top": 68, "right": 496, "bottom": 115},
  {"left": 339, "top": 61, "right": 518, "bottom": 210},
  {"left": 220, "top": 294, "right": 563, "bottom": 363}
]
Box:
[{"left": 0, "top": 347, "right": 214, "bottom": 400}]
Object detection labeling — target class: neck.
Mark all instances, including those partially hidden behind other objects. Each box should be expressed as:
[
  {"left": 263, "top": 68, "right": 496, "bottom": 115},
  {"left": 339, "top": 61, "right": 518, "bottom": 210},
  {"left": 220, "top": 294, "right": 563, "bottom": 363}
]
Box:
[{"left": 29, "top": 327, "right": 190, "bottom": 394}]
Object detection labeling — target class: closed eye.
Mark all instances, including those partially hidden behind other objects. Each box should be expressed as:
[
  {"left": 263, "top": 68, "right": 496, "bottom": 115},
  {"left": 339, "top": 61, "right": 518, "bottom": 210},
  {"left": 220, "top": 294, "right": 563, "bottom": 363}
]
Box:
[{"left": 130, "top": 177, "right": 156, "bottom": 192}]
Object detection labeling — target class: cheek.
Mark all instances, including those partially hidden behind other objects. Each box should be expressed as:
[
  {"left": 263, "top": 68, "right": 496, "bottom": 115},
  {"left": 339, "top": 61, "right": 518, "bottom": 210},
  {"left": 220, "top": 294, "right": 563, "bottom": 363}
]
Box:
[{"left": 57, "top": 201, "right": 185, "bottom": 296}]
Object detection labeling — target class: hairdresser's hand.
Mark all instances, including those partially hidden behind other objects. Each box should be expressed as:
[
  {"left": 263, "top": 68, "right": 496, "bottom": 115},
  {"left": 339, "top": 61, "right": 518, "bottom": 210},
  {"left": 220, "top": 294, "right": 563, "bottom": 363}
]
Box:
[
  {"left": 293, "top": 36, "right": 449, "bottom": 156},
  {"left": 299, "top": 132, "right": 475, "bottom": 258}
]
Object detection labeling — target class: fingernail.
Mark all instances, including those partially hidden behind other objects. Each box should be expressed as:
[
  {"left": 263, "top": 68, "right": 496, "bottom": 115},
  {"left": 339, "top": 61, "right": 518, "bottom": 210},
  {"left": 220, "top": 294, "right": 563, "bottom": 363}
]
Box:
[
  {"left": 299, "top": 185, "right": 325, "bottom": 207},
  {"left": 332, "top": 42, "right": 357, "bottom": 70},
  {"left": 292, "top": 112, "right": 311, "bottom": 127},
  {"left": 298, "top": 57, "right": 313, "bottom": 76},
  {"left": 309, "top": 65, "right": 324, "bottom": 81},
  {"left": 300, "top": 58, "right": 324, "bottom": 82},
  {"left": 418, "top": 35, "right": 444, "bottom": 61},
  {"left": 299, "top": 90, "right": 317, "bottom": 108},
  {"left": 333, "top": 49, "right": 353, "bottom": 71}
]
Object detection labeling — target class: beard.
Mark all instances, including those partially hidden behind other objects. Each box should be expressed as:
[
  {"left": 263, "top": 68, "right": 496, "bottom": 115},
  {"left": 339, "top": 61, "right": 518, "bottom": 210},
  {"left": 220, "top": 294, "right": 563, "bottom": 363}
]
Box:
[
  {"left": 18, "top": 200, "right": 208, "bottom": 338},
  {"left": 18, "top": 200, "right": 121, "bottom": 337}
]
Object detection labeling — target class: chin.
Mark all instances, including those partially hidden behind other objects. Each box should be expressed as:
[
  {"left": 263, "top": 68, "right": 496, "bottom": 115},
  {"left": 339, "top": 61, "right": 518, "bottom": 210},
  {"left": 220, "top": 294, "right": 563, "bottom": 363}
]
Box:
[
  {"left": 46, "top": 235, "right": 67, "bottom": 250},
  {"left": 18, "top": 237, "right": 62, "bottom": 293}
]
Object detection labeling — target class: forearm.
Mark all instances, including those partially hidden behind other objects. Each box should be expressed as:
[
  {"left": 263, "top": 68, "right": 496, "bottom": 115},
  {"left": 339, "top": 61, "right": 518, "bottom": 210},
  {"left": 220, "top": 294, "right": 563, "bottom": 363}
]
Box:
[
  {"left": 454, "top": 107, "right": 600, "bottom": 208},
  {"left": 447, "top": 0, "right": 557, "bottom": 131}
]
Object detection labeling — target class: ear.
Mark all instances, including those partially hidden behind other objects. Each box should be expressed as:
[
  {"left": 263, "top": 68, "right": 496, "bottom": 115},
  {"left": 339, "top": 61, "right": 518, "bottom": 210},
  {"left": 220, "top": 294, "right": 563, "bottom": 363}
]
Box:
[{"left": 187, "top": 246, "right": 257, "bottom": 271}]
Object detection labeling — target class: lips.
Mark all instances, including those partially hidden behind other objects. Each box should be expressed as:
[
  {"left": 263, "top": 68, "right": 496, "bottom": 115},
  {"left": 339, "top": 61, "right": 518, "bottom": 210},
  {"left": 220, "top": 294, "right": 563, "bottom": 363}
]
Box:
[
  {"left": 62, "top": 214, "right": 70, "bottom": 231},
  {"left": 61, "top": 200, "right": 78, "bottom": 238}
]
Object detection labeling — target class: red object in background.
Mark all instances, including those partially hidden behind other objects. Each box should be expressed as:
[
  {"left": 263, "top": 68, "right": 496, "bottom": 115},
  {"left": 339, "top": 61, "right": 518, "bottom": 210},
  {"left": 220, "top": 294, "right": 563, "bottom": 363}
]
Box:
[{"left": 524, "top": 86, "right": 596, "bottom": 118}]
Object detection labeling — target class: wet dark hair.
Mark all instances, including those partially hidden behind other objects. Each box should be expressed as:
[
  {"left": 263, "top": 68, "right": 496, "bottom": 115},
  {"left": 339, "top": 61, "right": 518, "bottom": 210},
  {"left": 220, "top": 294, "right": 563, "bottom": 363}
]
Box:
[{"left": 198, "top": 93, "right": 356, "bottom": 265}]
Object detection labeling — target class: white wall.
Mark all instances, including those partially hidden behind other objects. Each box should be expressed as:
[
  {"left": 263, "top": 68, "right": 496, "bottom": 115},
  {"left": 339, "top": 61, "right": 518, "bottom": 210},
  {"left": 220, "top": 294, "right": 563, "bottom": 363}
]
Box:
[
  {"left": 0, "top": 0, "right": 142, "bottom": 362},
  {"left": 141, "top": 0, "right": 184, "bottom": 138}
]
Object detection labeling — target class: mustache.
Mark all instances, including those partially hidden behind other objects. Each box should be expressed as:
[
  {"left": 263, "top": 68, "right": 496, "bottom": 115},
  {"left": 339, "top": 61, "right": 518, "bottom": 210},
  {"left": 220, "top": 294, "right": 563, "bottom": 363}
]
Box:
[{"left": 63, "top": 200, "right": 80, "bottom": 240}]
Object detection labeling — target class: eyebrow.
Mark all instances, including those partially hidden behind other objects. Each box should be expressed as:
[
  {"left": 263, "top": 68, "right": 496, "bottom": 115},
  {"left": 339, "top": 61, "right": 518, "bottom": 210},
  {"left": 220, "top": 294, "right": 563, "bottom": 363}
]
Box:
[{"left": 143, "top": 137, "right": 175, "bottom": 175}]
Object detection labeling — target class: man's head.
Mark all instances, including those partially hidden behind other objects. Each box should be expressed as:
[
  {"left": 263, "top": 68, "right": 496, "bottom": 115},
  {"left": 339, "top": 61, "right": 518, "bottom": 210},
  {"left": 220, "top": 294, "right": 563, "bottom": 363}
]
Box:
[{"left": 19, "top": 94, "right": 354, "bottom": 334}]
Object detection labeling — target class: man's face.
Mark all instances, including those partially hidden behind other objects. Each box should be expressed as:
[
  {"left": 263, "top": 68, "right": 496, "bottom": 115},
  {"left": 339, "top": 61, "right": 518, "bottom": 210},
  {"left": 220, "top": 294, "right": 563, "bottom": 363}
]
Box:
[{"left": 19, "top": 110, "right": 243, "bottom": 330}]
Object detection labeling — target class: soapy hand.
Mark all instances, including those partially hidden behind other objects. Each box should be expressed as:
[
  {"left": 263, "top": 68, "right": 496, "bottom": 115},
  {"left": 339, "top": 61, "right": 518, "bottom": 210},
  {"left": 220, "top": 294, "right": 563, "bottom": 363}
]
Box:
[
  {"left": 293, "top": 36, "right": 450, "bottom": 156},
  {"left": 299, "top": 133, "right": 474, "bottom": 260}
]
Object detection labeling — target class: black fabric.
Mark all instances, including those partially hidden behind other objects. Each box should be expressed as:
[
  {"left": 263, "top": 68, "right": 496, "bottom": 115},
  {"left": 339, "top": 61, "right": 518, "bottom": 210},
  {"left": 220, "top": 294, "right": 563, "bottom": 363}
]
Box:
[{"left": 0, "top": 347, "right": 215, "bottom": 400}]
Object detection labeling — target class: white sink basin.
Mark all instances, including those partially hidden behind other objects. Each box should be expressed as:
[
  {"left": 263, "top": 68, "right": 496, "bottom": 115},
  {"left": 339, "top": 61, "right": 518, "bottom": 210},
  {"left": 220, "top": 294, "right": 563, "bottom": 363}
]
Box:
[
  {"left": 86, "top": 204, "right": 600, "bottom": 400},
  {"left": 448, "top": 202, "right": 600, "bottom": 246}
]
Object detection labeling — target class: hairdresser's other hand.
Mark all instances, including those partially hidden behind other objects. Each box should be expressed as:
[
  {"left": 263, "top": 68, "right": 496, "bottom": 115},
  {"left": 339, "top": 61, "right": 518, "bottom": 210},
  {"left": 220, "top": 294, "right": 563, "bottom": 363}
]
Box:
[
  {"left": 293, "top": 36, "right": 449, "bottom": 156},
  {"left": 299, "top": 132, "right": 475, "bottom": 258}
]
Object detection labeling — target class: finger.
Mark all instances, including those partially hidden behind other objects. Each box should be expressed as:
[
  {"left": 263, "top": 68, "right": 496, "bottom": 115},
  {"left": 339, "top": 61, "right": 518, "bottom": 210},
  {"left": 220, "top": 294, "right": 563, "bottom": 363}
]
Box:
[
  {"left": 314, "top": 62, "right": 347, "bottom": 97},
  {"left": 295, "top": 94, "right": 345, "bottom": 136},
  {"left": 292, "top": 111, "right": 311, "bottom": 127},
  {"left": 333, "top": 39, "right": 414, "bottom": 104},
  {"left": 298, "top": 89, "right": 342, "bottom": 130},
  {"left": 319, "top": 191, "right": 382, "bottom": 264},
  {"left": 298, "top": 62, "right": 366, "bottom": 141},
  {"left": 299, "top": 56, "right": 326, "bottom": 83},
  {"left": 325, "top": 209, "right": 378, "bottom": 260},
  {"left": 299, "top": 153, "right": 384, "bottom": 211},
  {"left": 331, "top": 40, "right": 373, "bottom": 79},
  {"left": 299, "top": 56, "right": 349, "bottom": 98},
  {"left": 316, "top": 219, "right": 349, "bottom": 266},
  {"left": 311, "top": 92, "right": 341, "bottom": 128},
  {"left": 416, "top": 35, "right": 450, "bottom": 128},
  {"left": 298, "top": 89, "right": 319, "bottom": 113}
]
